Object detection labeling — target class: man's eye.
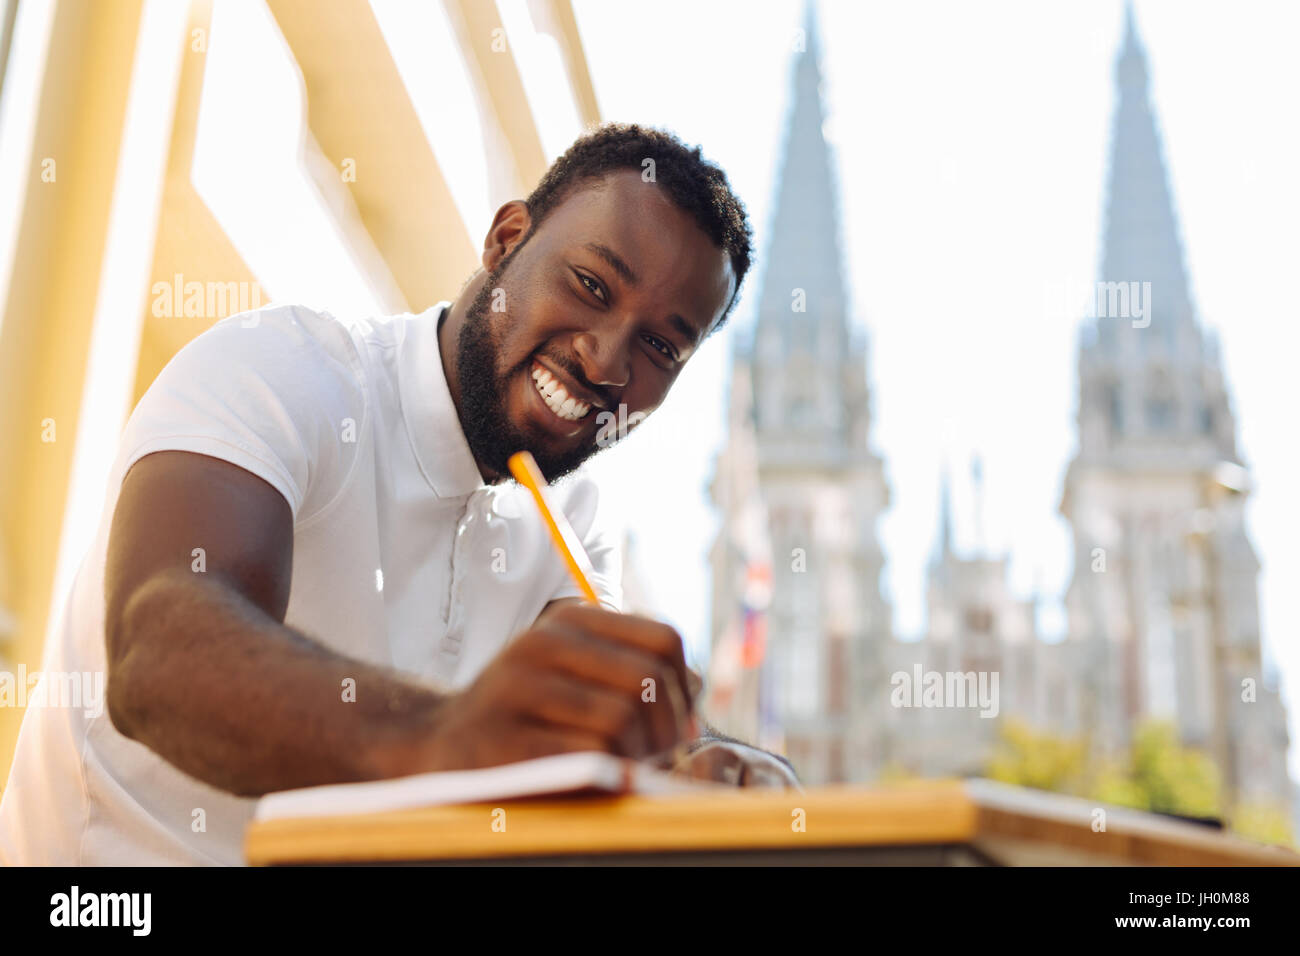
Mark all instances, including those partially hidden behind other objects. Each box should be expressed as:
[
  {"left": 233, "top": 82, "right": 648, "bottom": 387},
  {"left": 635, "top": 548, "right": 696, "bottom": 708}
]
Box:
[
  {"left": 643, "top": 334, "right": 674, "bottom": 359},
  {"left": 578, "top": 273, "right": 606, "bottom": 302}
]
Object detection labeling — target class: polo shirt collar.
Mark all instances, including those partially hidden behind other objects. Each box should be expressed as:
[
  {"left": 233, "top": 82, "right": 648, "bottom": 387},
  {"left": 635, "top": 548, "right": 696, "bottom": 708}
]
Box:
[{"left": 399, "top": 301, "right": 487, "bottom": 499}]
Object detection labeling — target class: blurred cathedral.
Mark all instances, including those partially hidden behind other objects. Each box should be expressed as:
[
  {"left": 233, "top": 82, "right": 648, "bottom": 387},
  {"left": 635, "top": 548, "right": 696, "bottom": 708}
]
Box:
[
  {"left": 707, "top": 2, "right": 892, "bottom": 785},
  {"left": 706, "top": 3, "right": 1291, "bottom": 811}
]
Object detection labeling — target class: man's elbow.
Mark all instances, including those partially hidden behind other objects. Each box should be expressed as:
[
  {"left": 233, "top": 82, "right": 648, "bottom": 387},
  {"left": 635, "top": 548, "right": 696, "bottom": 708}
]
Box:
[
  {"left": 106, "top": 664, "right": 139, "bottom": 742},
  {"left": 104, "top": 571, "right": 182, "bottom": 742},
  {"left": 105, "top": 589, "right": 146, "bottom": 741}
]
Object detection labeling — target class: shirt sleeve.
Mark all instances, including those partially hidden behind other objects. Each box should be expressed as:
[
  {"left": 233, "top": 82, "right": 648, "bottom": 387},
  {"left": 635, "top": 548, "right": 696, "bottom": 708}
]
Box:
[
  {"left": 544, "top": 472, "right": 624, "bottom": 612},
  {"left": 115, "top": 305, "right": 366, "bottom": 523}
]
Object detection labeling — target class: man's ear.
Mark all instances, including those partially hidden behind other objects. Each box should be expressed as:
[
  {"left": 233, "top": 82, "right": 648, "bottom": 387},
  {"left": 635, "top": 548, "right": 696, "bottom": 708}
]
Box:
[{"left": 483, "top": 199, "right": 532, "bottom": 272}]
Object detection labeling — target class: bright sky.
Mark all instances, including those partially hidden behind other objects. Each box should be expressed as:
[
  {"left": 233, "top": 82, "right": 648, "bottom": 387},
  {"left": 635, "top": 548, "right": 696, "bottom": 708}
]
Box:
[
  {"left": 192, "top": 0, "right": 1300, "bottom": 782},
  {"left": 569, "top": 0, "right": 1300, "bottom": 779}
]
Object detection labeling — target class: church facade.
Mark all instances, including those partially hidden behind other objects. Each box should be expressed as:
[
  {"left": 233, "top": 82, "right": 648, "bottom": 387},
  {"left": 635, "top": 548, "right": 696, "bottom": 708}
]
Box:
[
  {"left": 706, "top": 5, "right": 1291, "bottom": 812},
  {"left": 707, "top": 6, "right": 892, "bottom": 785}
]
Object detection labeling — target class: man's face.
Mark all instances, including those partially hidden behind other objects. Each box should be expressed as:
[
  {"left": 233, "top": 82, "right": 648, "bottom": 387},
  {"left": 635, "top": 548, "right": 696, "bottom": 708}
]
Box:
[{"left": 456, "top": 169, "right": 736, "bottom": 482}]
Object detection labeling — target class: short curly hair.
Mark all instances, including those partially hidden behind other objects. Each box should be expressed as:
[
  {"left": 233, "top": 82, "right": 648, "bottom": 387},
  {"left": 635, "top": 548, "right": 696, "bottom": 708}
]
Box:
[{"left": 523, "top": 123, "right": 753, "bottom": 329}]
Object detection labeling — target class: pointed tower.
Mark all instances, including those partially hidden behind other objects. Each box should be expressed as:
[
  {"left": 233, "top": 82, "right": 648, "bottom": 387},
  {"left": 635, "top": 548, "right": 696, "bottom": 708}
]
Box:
[
  {"left": 750, "top": 1, "right": 865, "bottom": 461},
  {"left": 1060, "top": 3, "right": 1288, "bottom": 808},
  {"left": 930, "top": 464, "right": 955, "bottom": 576},
  {"left": 709, "top": 1, "right": 892, "bottom": 785},
  {"left": 912, "top": 463, "right": 1044, "bottom": 778}
]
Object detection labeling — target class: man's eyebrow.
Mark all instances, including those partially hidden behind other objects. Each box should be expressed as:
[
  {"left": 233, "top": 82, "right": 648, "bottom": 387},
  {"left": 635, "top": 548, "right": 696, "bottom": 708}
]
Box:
[
  {"left": 584, "top": 242, "right": 638, "bottom": 286},
  {"left": 669, "top": 313, "right": 703, "bottom": 347}
]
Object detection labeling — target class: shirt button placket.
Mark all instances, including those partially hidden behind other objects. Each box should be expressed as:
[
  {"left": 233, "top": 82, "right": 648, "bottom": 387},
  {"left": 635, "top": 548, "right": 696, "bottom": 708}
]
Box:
[{"left": 440, "top": 489, "right": 486, "bottom": 659}]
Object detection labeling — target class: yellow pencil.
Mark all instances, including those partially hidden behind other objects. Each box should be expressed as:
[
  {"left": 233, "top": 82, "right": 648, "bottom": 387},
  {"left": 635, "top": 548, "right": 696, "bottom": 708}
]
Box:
[
  {"left": 509, "top": 449, "right": 703, "bottom": 761},
  {"left": 507, "top": 451, "right": 601, "bottom": 605}
]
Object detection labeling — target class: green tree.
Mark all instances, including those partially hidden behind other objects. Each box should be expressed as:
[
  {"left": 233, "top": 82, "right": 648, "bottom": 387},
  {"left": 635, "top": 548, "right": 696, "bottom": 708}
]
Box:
[
  {"left": 1229, "top": 803, "right": 1294, "bottom": 849},
  {"left": 985, "top": 718, "right": 1087, "bottom": 794},
  {"left": 1119, "top": 720, "right": 1220, "bottom": 818},
  {"left": 983, "top": 718, "right": 1292, "bottom": 847}
]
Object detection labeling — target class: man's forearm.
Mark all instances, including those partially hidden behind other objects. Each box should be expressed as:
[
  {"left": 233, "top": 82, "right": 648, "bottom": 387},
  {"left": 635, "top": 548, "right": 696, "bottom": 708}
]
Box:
[{"left": 108, "top": 570, "right": 444, "bottom": 797}]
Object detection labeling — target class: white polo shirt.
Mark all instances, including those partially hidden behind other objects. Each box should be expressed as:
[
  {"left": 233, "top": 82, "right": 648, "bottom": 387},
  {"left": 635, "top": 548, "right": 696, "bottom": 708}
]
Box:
[{"left": 0, "top": 302, "right": 621, "bottom": 866}]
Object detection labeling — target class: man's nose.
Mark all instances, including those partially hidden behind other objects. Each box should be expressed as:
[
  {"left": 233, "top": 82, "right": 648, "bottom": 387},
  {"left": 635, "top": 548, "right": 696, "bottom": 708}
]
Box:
[{"left": 573, "top": 329, "right": 631, "bottom": 390}]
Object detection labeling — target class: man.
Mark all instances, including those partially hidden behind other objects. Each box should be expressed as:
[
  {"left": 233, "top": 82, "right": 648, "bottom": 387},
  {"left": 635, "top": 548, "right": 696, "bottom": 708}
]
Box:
[{"left": 0, "top": 123, "right": 797, "bottom": 866}]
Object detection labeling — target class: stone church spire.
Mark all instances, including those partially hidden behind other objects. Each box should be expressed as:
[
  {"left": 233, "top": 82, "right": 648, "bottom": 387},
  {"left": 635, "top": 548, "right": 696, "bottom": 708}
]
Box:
[
  {"left": 1075, "top": 1, "right": 1237, "bottom": 462},
  {"left": 930, "top": 463, "right": 954, "bottom": 575},
  {"left": 754, "top": 1, "right": 848, "bottom": 349},
  {"left": 1098, "top": 1, "right": 1194, "bottom": 339},
  {"left": 748, "top": 0, "right": 870, "bottom": 464},
  {"left": 709, "top": 0, "right": 892, "bottom": 784},
  {"left": 1060, "top": 2, "right": 1287, "bottom": 809}
]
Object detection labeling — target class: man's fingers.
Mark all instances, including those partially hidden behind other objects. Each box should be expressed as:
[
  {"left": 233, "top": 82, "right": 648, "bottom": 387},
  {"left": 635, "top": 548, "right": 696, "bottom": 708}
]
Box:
[
  {"left": 540, "top": 604, "right": 693, "bottom": 718},
  {"left": 513, "top": 627, "right": 683, "bottom": 755},
  {"left": 660, "top": 668, "right": 692, "bottom": 745},
  {"left": 508, "top": 669, "right": 651, "bottom": 757}
]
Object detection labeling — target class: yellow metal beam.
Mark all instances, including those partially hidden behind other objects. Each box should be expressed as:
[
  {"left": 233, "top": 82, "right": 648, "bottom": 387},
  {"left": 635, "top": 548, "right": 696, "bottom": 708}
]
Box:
[
  {"left": 537, "top": 0, "right": 601, "bottom": 129},
  {"left": 0, "top": 0, "right": 145, "bottom": 787},
  {"left": 132, "top": 0, "right": 260, "bottom": 406},
  {"left": 265, "top": 0, "right": 477, "bottom": 313},
  {"left": 443, "top": 0, "right": 549, "bottom": 191}
]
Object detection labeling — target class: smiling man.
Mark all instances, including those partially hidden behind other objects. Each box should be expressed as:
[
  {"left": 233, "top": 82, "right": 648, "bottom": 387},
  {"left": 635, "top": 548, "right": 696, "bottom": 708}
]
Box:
[{"left": 0, "top": 124, "right": 797, "bottom": 866}]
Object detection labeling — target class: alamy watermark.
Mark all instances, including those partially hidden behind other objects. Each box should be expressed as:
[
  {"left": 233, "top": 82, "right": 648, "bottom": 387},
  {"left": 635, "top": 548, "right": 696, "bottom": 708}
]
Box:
[
  {"left": 151, "top": 273, "right": 264, "bottom": 320},
  {"left": 0, "top": 665, "right": 104, "bottom": 719},
  {"left": 890, "top": 665, "right": 1000, "bottom": 718},
  {"left": 594, "top": 402, "right": 647, "bottom": 448},
  {"left": 50, "top": 886, "right": 150, "bottom": 936},
  {"left": 1043, "top": 279, "right": 1152, "bottom": 328}
]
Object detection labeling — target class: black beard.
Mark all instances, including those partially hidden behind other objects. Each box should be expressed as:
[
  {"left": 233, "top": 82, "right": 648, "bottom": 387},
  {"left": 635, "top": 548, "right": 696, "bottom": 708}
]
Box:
[{"left": 454, "top": 252, "right": 604, "bottom": 484}]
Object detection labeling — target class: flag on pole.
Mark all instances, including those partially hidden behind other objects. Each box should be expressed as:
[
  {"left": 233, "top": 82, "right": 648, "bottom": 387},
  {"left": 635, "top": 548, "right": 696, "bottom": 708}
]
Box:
[{"left": 739, "top": 561, "right": 771, "bottom": 668}]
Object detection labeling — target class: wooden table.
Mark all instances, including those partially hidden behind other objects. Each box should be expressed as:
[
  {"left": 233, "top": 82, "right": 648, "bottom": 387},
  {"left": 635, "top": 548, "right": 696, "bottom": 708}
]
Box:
[{"left": 244, "top": 778, "right": 1300, "bottom": 866}]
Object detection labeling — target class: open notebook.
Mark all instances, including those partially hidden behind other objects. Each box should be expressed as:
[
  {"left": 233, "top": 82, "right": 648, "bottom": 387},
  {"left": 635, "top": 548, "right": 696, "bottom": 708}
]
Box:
[{"left": 254, "top": 751, "right": 703, "bottom": 822}]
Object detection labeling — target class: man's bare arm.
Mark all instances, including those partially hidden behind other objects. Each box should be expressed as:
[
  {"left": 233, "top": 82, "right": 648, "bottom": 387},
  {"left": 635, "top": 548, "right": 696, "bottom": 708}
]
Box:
[
  {"left": 104, "top": 451, "right": 446, "bottom": 796},
  {"left": 104, "top": 451, "right": 695, "bottom": 797}
]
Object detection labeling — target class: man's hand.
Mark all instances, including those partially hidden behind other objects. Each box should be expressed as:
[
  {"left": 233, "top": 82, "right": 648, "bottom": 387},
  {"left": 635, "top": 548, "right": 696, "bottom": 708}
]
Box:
[
  {"left": 670, "top": 739, "right": 802, "bottom": 790},
  {"left": 406, "top": 602, "right": 696, "bottom": 773}
]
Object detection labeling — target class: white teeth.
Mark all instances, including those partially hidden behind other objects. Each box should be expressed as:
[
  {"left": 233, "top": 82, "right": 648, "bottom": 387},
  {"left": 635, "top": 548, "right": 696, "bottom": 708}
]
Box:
[{"left": 531, "top": 364, "right": 592, "bottom": 421}]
